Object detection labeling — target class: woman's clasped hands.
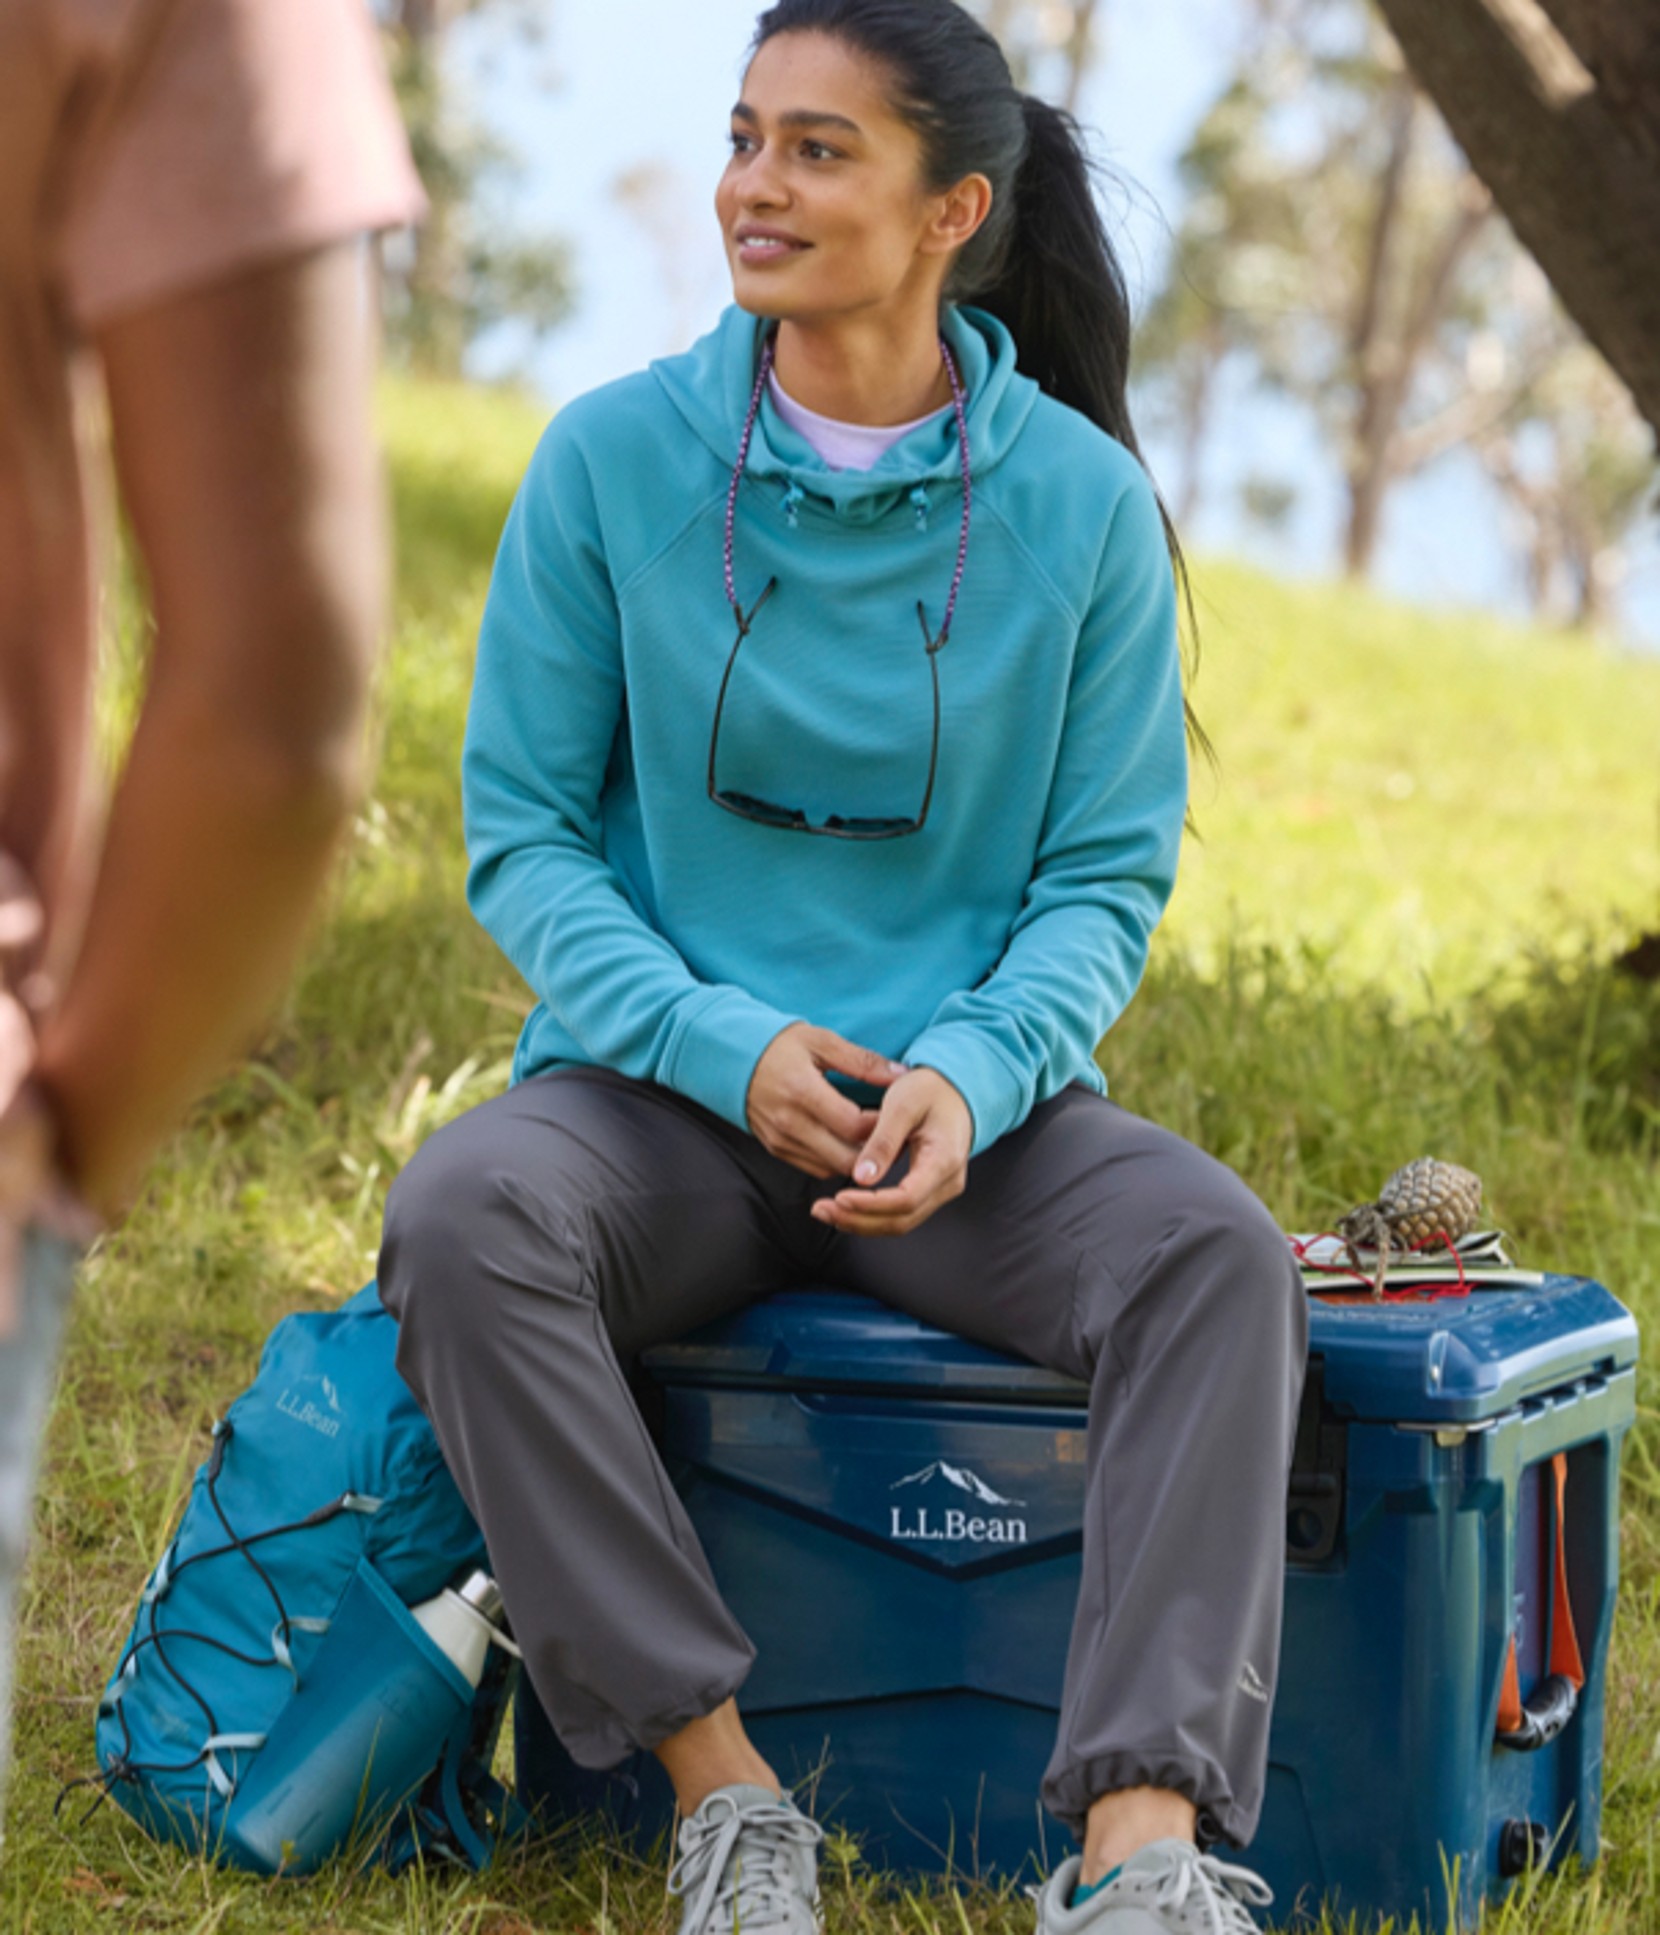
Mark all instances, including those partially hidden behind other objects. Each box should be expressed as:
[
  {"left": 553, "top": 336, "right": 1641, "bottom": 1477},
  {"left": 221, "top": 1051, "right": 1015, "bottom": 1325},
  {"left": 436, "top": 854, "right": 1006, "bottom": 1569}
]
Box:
[{"left": 746, "top": 1021, "right": 972, "bottom": 1237}]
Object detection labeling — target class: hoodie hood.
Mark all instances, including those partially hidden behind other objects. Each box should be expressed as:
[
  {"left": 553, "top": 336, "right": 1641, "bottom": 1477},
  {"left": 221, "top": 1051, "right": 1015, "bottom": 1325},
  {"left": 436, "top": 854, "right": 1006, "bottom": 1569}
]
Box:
[{"left": 650, "top": 302, "right": 1040, "bottom": 525}]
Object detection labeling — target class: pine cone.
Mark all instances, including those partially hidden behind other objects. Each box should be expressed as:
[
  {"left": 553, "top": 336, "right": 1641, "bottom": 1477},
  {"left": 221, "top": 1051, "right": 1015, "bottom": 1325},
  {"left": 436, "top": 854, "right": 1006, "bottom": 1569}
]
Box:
[
  {"left": 1374, "top": 1158, "right": 1483, "bottom": 1248},
  {"left": 1338, "top": 1157, "right": 1484, "bottom": 1295}
]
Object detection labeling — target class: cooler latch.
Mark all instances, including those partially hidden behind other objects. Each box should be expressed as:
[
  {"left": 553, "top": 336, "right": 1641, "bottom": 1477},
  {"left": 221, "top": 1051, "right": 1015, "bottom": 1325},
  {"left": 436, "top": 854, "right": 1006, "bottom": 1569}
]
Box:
[{"left": 1287, "top": 1356, "right": 1346, "bottom": 1565}]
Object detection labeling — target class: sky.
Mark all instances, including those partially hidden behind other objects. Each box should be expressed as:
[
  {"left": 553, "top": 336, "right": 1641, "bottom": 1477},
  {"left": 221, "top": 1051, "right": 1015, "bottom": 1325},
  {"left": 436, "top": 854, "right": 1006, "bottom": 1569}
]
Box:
[{"left": 457, "top": 0, "right": 1660, "bottom": 651}]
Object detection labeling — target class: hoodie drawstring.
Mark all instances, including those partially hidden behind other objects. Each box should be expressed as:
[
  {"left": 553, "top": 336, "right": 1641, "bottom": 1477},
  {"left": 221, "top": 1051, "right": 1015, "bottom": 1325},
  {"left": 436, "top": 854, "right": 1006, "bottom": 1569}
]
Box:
[{"left": 726, "top": 327, "right": 973, "bottom": 653}]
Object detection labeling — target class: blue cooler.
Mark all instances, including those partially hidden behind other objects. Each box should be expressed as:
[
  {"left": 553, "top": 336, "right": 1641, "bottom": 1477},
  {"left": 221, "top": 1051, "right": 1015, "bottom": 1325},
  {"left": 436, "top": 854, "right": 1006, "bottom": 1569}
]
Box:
[{"left": 515, "top": 1274, "right": 1637, "bottom": 1929}]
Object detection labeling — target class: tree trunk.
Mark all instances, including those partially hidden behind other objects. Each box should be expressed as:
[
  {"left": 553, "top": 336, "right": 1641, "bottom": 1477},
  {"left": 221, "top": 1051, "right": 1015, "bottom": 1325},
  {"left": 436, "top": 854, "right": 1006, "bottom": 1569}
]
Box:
[
  {"left": 393, "top": 0, "right": 467, "bottom": 379},
  {"left": 1371, "top": 0, "right": 1660, "bottom": 445},
  {"left": 1173, "top": 326, "right": 1223, "bottom": 527},
  {"left": 981, "top": 0, "right": 1099, "bottom": 104},
  {"left": 399, "top": 0, "right": 463, "bottom": 42},
  {"left": 1343, "top": 147, "right": 1490, "bottom": 578},
  {"left": 1059, "top": 0, "right": 1102, "bottom": 114},
  {"left": 1564, "top": 499, "right": 1618, "bottom": 633},
  {"left": 981, "top": 0, "right": 1033, "bottom": 88},
  {"left": 1342, "top": 79, "right": 1418, "bottom": 577}
]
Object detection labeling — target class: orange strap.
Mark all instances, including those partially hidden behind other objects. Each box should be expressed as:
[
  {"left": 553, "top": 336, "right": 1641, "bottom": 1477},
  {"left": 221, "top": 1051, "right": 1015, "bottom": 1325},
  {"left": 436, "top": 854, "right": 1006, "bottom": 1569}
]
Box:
[{"left": 1497, "top": 1452, "right": 1585, "bottom": 1734}]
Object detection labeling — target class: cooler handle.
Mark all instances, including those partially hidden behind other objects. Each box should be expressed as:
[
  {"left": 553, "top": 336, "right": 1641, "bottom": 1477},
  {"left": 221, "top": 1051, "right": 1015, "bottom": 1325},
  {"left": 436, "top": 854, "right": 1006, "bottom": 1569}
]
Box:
[{"left": 1496, "top": 1451, "right": 1585, "bottom": 1752}]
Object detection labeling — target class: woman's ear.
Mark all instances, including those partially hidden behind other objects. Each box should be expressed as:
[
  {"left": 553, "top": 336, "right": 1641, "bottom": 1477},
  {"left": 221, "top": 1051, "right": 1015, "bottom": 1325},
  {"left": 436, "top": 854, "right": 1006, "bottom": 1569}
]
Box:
[{"left": 920, "top": 174, "right": 994, "bottom": 259}]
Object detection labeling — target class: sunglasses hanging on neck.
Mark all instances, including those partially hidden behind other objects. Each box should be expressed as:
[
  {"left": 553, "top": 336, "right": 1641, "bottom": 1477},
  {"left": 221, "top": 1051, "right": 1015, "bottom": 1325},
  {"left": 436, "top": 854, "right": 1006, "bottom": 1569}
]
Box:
[{"left": 707, "top": 327, "right": 973, "bottom": 840}]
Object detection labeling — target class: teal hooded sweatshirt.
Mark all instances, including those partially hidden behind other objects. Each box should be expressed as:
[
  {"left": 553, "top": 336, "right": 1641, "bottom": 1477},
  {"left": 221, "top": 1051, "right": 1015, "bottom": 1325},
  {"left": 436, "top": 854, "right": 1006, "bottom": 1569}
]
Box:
[{"left": 463, "top": 303, "right": 1187, "bottom": 1158}]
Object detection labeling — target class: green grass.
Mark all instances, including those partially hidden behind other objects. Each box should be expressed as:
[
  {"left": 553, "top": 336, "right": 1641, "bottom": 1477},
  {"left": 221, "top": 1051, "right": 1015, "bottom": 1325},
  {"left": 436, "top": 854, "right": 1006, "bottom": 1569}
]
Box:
[
  {"left": 1166, "top": 559, "right": 1660, "bottom": 999},
  {"left": 5, "top": 373, "right": 1658, "bottom": 1931}
]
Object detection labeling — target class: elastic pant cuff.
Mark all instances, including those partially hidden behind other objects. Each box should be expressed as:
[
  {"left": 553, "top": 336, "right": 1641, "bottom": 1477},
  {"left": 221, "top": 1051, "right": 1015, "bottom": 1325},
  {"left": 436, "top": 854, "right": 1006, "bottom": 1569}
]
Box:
[
  {"left": 1041, "top": 1752, "right": 1257, "bottom": 1851},
  {"left": 553, "top": 1662, "right": 755, "bottom": 1773}
]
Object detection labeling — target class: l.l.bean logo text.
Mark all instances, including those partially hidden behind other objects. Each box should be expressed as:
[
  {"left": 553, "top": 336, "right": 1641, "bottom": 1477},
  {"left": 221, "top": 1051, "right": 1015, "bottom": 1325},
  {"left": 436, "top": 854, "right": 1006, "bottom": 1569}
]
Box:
[{"left": 886, "top": 1461, "right": 1028, "bottom": 1546}]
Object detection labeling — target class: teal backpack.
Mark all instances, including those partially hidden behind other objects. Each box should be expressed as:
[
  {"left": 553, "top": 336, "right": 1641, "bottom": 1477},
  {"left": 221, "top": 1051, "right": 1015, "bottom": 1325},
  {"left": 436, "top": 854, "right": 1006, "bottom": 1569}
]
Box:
[{"left": 80, "top": 1284, "right": 523, "bottom": 1874}]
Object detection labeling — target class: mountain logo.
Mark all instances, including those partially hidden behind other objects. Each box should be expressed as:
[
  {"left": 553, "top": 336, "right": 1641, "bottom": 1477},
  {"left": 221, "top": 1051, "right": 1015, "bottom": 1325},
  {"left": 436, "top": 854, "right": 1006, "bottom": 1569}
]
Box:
[
  {"left": 886, "top": 1463, "right": 1029, "bottom": 1547},
  {"left": 889, "top": 1462, "right": 1025, "bottom": 1508},
  {"left": 1238, "top": 1661, "right": 1270, "bottom": 1705},
  {"left": 320, "top": 1375, "right": 342, "bottom": 1414}
]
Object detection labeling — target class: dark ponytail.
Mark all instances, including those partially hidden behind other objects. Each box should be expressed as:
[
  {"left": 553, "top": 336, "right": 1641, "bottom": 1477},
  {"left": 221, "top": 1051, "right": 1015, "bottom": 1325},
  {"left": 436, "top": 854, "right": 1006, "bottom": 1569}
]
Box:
[
  {"left": 975, "top": 97, "right": 1137, "bottom": 451},
  {"left": 749, "top": 0, "right": 1209, "bottom": 767}
]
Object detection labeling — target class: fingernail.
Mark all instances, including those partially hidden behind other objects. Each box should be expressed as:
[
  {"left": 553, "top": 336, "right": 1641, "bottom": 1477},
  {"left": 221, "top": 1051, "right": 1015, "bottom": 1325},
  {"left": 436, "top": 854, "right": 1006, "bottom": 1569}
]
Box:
[
  {"left": 886, "top": 1061, "right": 908, "bottom": 1076},
  {"left": 856, "top": 1160, "right": 878, "bottom": 1183}
]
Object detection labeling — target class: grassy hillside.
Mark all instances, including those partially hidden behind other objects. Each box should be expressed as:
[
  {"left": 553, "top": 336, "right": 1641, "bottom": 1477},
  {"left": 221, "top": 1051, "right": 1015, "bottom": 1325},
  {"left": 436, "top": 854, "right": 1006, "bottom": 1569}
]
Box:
[
  {"left": 3, "top": 374, "right": 1657, "bottom": 1933},
  {"left": 378, "top": 372, "right": 1660, "bottom": 1000},
  {"left": 1165, "top": 561, "right": 1660, "bottom": 997}
]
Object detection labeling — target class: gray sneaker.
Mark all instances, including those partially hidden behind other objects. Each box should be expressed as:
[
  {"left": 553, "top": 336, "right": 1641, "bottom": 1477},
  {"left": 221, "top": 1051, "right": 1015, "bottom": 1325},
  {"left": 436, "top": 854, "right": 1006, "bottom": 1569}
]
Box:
[
  {"left": 667, "top": 1783, "right": 824, "bottom": 1934},
  {"left": 1032, "top": 1838, "right": 1274, "bottom": 1935}
]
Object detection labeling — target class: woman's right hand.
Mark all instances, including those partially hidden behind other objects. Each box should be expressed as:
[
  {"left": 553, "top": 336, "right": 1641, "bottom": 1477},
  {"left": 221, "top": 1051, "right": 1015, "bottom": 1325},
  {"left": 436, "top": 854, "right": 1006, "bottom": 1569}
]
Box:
[{"left": 746, "top": 1023, "right": 908, "bottom": 1179}]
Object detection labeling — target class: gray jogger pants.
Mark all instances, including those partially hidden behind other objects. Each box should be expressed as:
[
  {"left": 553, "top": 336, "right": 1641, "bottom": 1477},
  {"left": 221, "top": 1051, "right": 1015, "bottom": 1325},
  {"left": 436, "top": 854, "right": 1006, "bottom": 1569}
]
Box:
[{"left": 378, "top": 1068, "right": 1307, "bottom": 1848}]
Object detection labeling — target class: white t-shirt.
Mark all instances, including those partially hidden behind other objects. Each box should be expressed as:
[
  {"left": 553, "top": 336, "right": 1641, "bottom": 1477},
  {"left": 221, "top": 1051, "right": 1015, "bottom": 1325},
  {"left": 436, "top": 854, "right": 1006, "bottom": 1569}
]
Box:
[{"left": 768, "top": 371, "right": 952, "bottom": 472}]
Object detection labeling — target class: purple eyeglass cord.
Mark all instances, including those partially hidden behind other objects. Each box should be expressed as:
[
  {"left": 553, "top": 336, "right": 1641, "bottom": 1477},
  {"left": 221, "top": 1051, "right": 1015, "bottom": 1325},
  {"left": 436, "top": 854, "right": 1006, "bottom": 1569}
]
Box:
[{"left": 722, "top": 328, "right": 973, "bottom": 647}]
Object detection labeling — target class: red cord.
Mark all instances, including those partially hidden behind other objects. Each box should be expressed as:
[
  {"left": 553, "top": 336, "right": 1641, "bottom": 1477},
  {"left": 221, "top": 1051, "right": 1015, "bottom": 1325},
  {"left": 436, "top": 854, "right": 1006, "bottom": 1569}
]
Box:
[{"left": 1290, "top": 1229, "right": 1472, "bottom": 1302}]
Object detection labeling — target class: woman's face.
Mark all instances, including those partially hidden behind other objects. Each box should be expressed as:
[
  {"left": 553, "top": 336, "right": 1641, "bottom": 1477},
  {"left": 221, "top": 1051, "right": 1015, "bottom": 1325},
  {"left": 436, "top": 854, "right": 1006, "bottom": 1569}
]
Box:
[{"left": 717, "top": 31, "right": 972, "bottom": 325}]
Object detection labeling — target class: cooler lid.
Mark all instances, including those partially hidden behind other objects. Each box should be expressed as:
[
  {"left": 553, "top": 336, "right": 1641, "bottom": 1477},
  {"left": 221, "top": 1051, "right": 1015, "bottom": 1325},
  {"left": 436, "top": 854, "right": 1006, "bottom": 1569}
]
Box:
[
  {"left": 643, "top": 1277, "right": 1639, "bottom": 1425},
  {"left": 1306, "top": 1273, "right": 1639, "bottom": 1422},
  {"left": 641, "top": 1290, "right": 1088, "bottom": 1405}
]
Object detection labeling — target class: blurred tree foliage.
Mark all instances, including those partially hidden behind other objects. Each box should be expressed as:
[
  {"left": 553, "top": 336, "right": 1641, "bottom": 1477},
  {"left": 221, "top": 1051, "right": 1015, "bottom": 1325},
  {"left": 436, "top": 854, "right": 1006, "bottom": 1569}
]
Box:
[
  {"left": 1469, "top": 272, "right": 1654, "bottom": 632},
  {"left": 376, "top": 0, "right": 575, "bottom": 378},
  {"left": 971, "top": 0, "right": 1102, "bottom": 110},
  {"left": 1137, "top": 0, "right": 1650, "bottom": 631}
]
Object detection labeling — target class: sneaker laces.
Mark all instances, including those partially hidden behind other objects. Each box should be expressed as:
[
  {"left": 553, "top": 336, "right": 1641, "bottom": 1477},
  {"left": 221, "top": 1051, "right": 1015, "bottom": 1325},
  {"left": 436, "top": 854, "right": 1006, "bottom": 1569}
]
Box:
[
  {"left": 1146, "top": 1848, "right": 1274, "bottom": 1935},
  {"left": 667, "top": 1792, "right": 823, "bottom": 1933}
]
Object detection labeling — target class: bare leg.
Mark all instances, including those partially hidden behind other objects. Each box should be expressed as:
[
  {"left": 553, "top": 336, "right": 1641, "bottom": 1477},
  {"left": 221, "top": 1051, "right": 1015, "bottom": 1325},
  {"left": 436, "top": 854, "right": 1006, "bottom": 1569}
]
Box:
[
  {"left": 1081, "top": 1786, "right": 1198, "bottom": 1885},
  {"left": 654, "top": 1698, "right": 782, "bottom": 1817}
]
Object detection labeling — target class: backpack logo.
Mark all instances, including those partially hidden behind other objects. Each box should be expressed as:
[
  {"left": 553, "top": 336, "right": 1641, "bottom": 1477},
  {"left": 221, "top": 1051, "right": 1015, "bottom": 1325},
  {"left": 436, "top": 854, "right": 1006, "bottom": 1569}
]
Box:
[
  {"left": 276, "top": 1374, "right": 345, "bottom": 1439},
  {"left": 887, "top": 1463, "right": 1027, "bottom": 1545}
]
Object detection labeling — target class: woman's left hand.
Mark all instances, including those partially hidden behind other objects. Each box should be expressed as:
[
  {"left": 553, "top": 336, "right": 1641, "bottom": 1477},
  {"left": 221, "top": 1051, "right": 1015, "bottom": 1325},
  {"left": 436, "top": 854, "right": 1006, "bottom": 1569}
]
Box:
[{"left": 809, "top": 1067, "right": 972, "bottom": 1238}]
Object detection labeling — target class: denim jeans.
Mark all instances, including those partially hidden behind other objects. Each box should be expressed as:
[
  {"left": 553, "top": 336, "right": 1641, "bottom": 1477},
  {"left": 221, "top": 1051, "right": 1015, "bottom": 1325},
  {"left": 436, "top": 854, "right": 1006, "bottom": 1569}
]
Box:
[{"left": 0, "top": 1230, "right": 78, "bottom": 1842}]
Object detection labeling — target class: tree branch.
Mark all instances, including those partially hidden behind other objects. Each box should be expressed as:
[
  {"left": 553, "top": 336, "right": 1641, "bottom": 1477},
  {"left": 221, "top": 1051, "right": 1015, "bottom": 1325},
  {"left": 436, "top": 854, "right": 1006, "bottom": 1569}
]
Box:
[
  {"left": 1390, "top": 370, "right": 1541, "bottom": 474},
  {"left": 1399, "top": 177, "right": 1492, "bottom": 381},
  {"left": 1372, "top": 0, "right": 1660, "bottom": 443},
  {"left": 1540, "top": 2, "right": 1660, "bottom": 161}
]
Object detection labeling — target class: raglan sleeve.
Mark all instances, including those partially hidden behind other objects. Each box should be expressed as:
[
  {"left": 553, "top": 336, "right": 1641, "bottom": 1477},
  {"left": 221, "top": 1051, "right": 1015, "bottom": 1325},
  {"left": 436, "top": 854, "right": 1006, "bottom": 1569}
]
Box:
[
  {"left": 900, "top": 467, "right": 1188, "bottom": 1157},
  {"left": 462, "top": 417, "right": 803, "bottom": 1126}
]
